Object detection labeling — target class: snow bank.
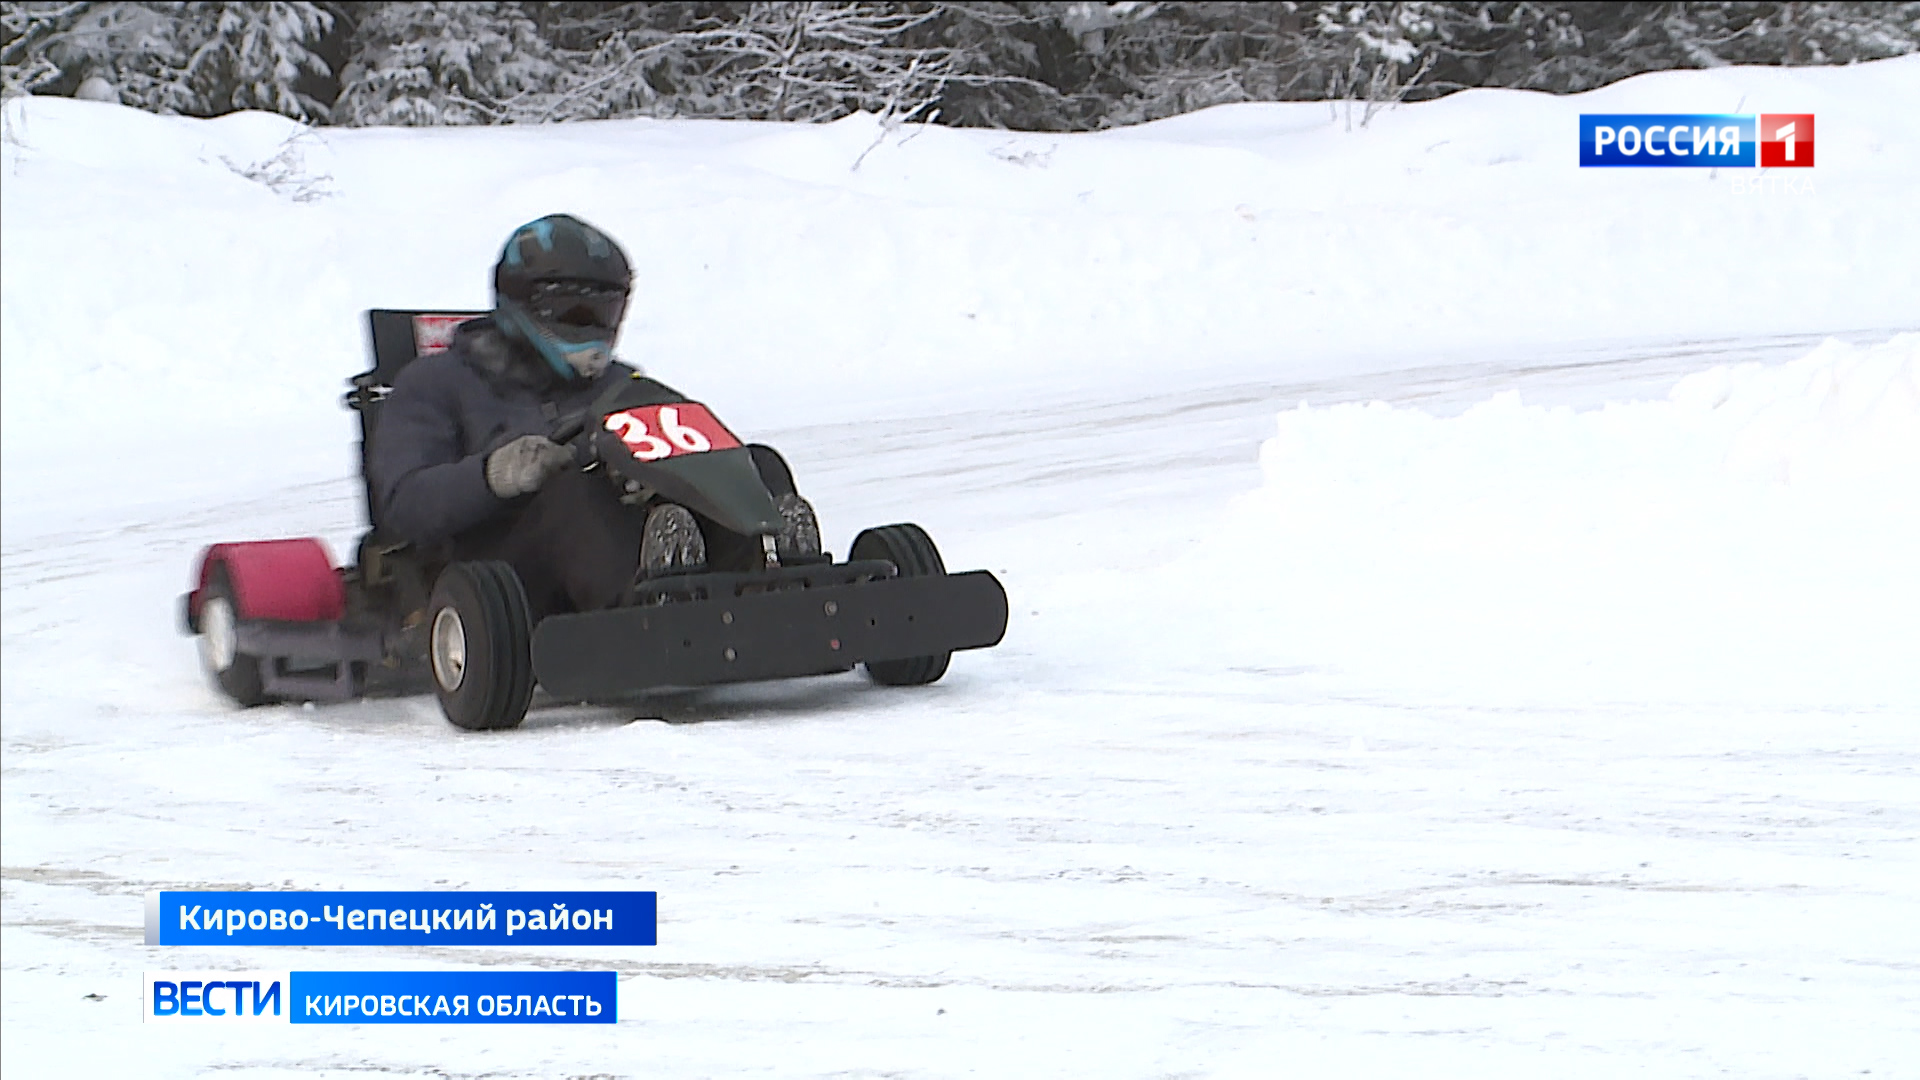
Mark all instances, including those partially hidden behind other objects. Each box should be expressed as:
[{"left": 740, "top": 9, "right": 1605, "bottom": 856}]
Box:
[
  {"left": 1206, "top": 334, "right": 1920, "bottom": 708},
  {"left": 4, "top": 57, "right": 1918, "bottom": 523}
]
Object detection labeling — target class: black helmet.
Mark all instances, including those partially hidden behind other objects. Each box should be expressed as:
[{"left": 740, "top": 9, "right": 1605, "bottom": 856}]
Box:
[{"left": 492, "top": 214, "right": 632, "bottom": 382}]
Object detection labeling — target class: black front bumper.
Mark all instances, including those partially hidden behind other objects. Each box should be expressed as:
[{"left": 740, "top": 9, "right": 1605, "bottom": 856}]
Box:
[{"left": 530, "top": 568, "right": 1009, "bottom": 700}]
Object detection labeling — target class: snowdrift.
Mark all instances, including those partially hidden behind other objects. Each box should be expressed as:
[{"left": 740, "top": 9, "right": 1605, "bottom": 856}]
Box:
[
  {"left": 4, "top": 57, "right": 1918, "bottom": 524},
  {"left": 1204, "top": 334, "right": 1920, "bottom": 707}
]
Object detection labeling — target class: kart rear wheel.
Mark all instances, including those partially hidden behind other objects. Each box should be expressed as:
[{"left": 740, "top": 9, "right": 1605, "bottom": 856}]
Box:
[
  {"left": 849, "top": 524, "right": 952, "bottom": 687},
  {"left": 199, "top": 564, "right": 269, "bottom": 707},
  {"left": 427, "top": 561, "right": 535, "bottom": 731}
]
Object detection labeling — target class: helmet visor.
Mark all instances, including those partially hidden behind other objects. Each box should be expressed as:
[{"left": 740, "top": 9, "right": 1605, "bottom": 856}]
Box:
[{"left": 527, "top": 280, "right": 628, "bottom": 334}]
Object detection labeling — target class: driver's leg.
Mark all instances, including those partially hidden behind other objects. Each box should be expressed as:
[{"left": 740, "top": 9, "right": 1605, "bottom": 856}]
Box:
[
  {"left": 490, "top": 468, "right": 646, "bottom": 617},
  {"left": 746, "top": 443, "right": 821, "bottom": 561}
]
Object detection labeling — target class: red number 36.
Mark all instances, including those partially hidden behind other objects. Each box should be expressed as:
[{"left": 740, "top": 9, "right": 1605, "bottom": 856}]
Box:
[{"left": 602, "top": 403, "right": 742, "bottom": 462}]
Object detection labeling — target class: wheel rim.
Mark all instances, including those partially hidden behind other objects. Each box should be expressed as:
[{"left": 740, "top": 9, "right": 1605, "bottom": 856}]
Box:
[
  {"left": 430, "top": 605, "right": 467, "bottom": 692},
  {"left": 200, "top": 596, "right": 238, "bottom": 672}
]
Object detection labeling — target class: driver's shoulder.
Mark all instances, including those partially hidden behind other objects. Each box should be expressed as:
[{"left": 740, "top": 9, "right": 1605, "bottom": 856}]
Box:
[
  {"left": 389, "top": 348, "right": 469, "bottom": 396},
  {"left": 397, "top": 322, "right": 526, "bottom": 398}
]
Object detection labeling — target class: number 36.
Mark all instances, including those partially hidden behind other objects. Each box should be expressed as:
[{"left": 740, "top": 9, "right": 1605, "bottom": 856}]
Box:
[{"left": 604, "top": 406, "right": 714, "bottom": 461}]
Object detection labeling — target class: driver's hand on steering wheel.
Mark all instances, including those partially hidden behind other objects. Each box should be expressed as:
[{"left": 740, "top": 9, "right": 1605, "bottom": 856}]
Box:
[{"left": 485, "top": 434, "right": 573, "bottom": 499}]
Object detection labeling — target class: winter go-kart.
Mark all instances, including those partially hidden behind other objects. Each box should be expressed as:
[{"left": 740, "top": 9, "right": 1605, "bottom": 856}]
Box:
[{"left": 180, "top": 310, "right": 1008, "bottom": 730}]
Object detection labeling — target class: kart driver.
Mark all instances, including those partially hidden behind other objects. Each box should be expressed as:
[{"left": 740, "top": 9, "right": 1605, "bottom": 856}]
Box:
[{"left": 368, "top": 213, "right": 819, "bottom": 618}]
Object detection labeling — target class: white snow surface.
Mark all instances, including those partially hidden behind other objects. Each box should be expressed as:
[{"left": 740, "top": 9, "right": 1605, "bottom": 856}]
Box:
[
  {"left": 4, "top": 57, "right": 1918, "bottom": 1077},
  {"left": 1212, "top": 334, "right": 1920, "bottom": 709}
]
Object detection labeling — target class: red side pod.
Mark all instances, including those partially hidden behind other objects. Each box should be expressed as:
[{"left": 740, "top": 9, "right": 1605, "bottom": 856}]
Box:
[{"left": 191, "top": 539, "right": 345, "bottom": 623}]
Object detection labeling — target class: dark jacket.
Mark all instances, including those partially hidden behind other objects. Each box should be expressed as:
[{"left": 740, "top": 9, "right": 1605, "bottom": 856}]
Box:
[{"left": 369, "top": 317, "right": 671, "bottom": 546}]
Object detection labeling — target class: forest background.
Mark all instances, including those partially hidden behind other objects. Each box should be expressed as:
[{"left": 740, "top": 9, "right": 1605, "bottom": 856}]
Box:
[{"left": 5, "top": 2, "right": 1918, "bottom": 133}]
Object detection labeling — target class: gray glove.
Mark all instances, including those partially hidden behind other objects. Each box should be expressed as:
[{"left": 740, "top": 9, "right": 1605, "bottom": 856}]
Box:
[{"left": 485, "top": 434, "right": 572, "bottom": 499}]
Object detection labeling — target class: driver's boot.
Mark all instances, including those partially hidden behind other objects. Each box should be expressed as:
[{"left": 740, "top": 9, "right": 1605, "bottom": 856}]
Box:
[
  {"left": 774, "top": 494, "right": 822, "bottom": 562},
  {"left": 639, "top": 503, "right": 707, "bottom": 577}
]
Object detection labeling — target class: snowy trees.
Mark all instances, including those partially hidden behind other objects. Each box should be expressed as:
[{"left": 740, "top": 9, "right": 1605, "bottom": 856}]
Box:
[
  {"left": 933, "top": 2, "right": 1920, "bottom": 128},
  {"left": 530, "top": 2, "right": 972, "bottom": 123},
  {"left": 6, "top": 2, "right": 1919, "bottom": 129},
  {"left": 332, "top": 2, "right": 554, "bottom": 125},
  {"left": 2, "top": 2, "right": 335, "bottom": 119},
  {"left": 328, "top": 2, "right": 972, "bottom": 126}
]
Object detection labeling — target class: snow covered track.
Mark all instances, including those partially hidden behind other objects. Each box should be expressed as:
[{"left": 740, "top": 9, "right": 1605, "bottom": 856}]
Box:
[
  {"left": 6, "top": 56, "right": 1920, "bottom": 1077},
  {"left": 6, "top": 335, "right": 1918, "bottom": 1076},
  {"left": 4, "top": 668, "right": 1916, "bottom": 1075}
]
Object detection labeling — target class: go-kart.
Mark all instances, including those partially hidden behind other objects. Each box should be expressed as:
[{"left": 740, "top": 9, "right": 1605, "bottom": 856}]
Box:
[{"left": 180, "top": 310, "right": 1008, "bottom": 730}]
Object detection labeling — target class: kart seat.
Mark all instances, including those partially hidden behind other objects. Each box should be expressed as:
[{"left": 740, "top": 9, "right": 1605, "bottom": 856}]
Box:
[{"left": 348, "top": 309, "right": 487, "bottom": 529}]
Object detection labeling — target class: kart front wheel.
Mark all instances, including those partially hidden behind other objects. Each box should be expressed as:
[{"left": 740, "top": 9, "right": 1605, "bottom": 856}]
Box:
[
  {"left": 849, "top": 523, "right": 952, "bottom": 687},
  {"left": 427, "top": 562, "right": 535, "bottom": 731},
  {"left": 199, "top": 564, "right": 270, "bottom": 707}
]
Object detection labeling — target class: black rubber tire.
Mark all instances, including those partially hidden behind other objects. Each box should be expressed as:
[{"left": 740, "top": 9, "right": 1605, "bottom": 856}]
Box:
[
  {"left": 746, "top": 443, "right": 798, "bottom": 498},
  {"left": 199, "top": 564, "right": 270, "bottom": 707},
  {"left": 427, "top": 561, "right": 535, "bottom": 731},
  {"left": 848, "top": 523, "right": 952, "bottom": 687}
]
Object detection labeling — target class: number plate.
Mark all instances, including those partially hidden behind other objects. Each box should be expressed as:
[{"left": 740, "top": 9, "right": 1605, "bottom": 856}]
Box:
[{"left": 602, "top": 403, "right": 742, "bottom": 462}]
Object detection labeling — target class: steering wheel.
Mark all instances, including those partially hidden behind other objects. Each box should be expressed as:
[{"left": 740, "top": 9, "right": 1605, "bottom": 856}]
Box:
[{"left": 548, "top": 410, "right": 601, "bottom": 469}]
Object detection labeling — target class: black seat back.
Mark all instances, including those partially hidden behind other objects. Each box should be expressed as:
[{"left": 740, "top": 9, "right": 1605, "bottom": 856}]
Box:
[{"left": 350, "top": 309, "right": 487, "bottom": 527}]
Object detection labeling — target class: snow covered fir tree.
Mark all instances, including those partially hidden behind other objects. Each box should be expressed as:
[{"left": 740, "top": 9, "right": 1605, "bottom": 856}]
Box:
[{"left": 5, "top": 2, "right": 1918, "bottom": 129}]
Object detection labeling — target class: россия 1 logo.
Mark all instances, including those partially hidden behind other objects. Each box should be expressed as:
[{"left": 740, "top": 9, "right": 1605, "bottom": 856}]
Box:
[
  {"left": 1580, "top": 114, "right": 1813, "bottom": 168},
  {"left": 1757, "top": 114, "right": 1815, "bottom": 167}
]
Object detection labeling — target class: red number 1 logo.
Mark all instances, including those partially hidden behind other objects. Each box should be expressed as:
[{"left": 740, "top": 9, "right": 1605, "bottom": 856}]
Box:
[{"left": 1759, "top": 113, "right": 1814, "bottom": 168}]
